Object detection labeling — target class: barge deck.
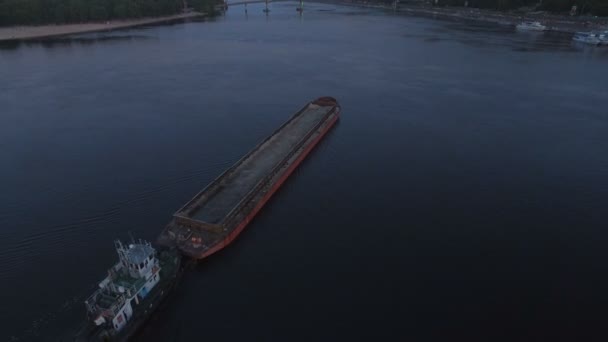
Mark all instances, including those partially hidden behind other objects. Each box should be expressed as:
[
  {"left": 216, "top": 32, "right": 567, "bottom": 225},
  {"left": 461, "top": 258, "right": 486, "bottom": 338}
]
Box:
[{"left": 157, "top": 97, "right": 340, "bottom": 259}]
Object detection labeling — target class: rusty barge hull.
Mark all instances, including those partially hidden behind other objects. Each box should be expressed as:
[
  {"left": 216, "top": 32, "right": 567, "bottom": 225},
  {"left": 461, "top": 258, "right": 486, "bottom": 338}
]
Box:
[{"left": 157, "top": 97, "right": 340, "bottom": 259}]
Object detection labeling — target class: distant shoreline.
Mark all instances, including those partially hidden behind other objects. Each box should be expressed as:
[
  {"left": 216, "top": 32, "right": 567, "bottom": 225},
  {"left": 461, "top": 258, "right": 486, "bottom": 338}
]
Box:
[
  {"left": 0, "top": 12, "right": 205, "bottom": 42},
  {"left": 2, "top": 2, "right": 606, "bottom": 43},
  {"left": 319, "top": 1, "right": 608, "bottom": 33}
]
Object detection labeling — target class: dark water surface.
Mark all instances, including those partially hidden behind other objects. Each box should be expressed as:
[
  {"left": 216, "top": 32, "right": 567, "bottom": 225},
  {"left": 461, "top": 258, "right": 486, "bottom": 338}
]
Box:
[{"left": 1, "top": 2, "right": 608, "bottom": 341}]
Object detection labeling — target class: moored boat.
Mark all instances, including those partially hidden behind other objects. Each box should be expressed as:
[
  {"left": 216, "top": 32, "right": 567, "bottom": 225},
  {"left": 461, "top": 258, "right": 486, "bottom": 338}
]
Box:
[
  {"left": 516, "top": 21, "right": 546, "bottom": 31},
  {"left": 572, "top": 31, "right": 604, "bottom": 45},
  {"left": 596, "top": 31, "right": 608, "bottom": 45},
  {"left": 74, "top": 240, "right": 182, "bottom": 341}
]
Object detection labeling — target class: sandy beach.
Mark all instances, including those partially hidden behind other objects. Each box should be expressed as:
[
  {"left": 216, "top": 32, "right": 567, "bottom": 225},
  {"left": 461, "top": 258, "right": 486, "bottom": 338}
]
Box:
[{"left": 0, "top": 12, "right": 205, "bottom": 42}]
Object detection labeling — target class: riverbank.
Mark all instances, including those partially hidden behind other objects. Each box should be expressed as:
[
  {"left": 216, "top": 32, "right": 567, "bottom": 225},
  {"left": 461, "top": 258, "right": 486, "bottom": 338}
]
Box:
[
  {"left": 321, "top": 1, "right": 608, "bottom": 33},
  {"left": 0, "top": 12, "right": 205, "bottom": 42}
]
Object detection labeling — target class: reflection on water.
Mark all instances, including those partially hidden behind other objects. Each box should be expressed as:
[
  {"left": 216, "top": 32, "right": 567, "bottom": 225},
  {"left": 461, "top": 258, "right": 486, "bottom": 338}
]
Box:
[
  {"left": 400, "top": 18, "right": 608, "bottom": 56},
  {"left": 0, "top": 16, "right": 213, "bottom": 51},
  {"left": 0, "top": 34, "right": 154, "bottom": 50}
]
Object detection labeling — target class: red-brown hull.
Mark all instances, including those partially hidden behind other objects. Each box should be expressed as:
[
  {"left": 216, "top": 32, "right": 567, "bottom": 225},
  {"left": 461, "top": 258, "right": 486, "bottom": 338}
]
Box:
[{"left": 195, "top": 109, "right": 339, "bottom": 259}]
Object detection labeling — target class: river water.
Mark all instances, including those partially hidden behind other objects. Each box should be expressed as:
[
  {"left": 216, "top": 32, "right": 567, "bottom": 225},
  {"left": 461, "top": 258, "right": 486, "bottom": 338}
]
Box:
[{"left": 1, "top": 2, "right": 608, "bottom": 341}]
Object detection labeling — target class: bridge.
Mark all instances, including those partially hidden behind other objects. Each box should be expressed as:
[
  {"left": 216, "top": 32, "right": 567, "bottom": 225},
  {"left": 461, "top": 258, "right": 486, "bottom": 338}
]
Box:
[{"left": 225, "top": 0, "right": 275, "bottom": 6}]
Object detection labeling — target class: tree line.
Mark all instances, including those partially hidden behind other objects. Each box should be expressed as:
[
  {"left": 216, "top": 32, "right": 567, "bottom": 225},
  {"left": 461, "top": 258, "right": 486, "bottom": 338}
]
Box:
[
  {"left": 432, "top": 0, "right": 608, "bottom": 16},
  {"left": 0, "top": 0, "right": 220, "bottom": 26}
]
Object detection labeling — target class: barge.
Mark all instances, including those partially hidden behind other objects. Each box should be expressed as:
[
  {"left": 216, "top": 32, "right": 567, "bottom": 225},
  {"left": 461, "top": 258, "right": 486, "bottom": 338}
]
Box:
[{"left": 157, "top": 97, "right": 340, "bottom": 259}]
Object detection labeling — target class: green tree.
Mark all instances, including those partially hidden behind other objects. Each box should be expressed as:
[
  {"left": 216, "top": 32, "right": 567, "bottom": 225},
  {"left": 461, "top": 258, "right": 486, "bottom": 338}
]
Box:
[
  {"left": 540, "top": 0, "right": 575, "bottom": 12},
  {"left": 68, "top": 0, "right": 88, "bottom": 22},
  {"left": 0, "top": 0, "right": 221, "bottom": 26}
]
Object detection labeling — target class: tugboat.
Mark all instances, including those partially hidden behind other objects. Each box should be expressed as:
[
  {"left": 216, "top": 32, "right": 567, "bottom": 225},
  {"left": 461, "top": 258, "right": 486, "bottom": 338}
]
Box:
[{"left": 74, "top": 239, "right": 182, "bottom": 341}]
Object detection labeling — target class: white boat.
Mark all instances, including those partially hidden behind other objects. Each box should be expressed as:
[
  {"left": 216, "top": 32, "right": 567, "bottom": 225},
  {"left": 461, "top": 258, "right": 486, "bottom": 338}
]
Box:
[
  {"left": 572, "top": 31, "right": 605, "bottom": 46},
  {"left": 599, "top": 31, "right": 608, "bottom": 46},
  {"left": 516, "top": 21, "right": 546, "bottom": 31}
]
